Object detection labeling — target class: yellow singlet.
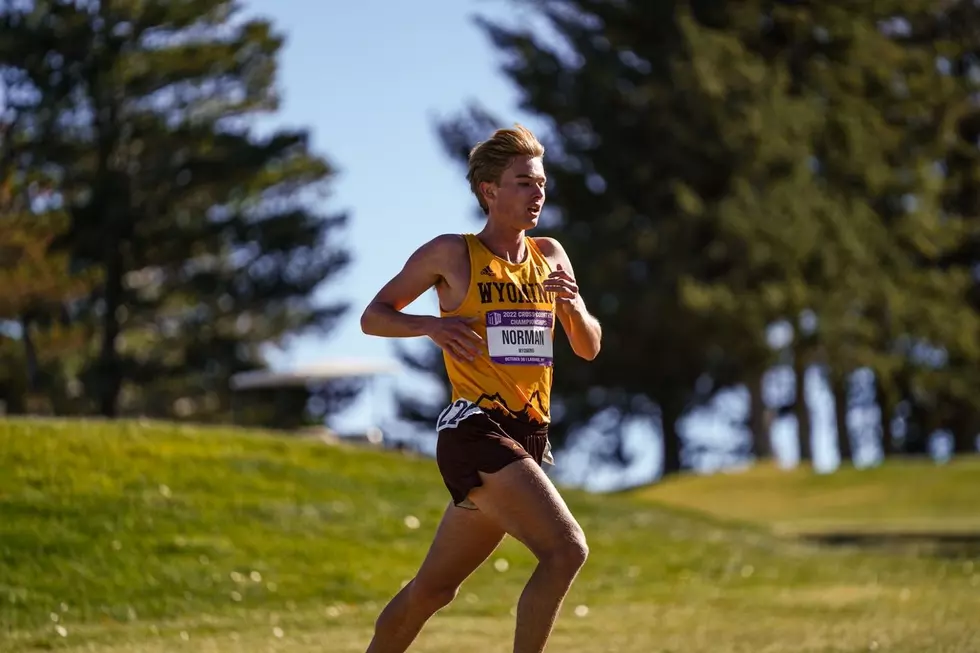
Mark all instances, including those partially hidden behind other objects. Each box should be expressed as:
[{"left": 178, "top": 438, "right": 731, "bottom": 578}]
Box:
[{"left": 436, "top": 233, "right": 556, "bottom": 435}]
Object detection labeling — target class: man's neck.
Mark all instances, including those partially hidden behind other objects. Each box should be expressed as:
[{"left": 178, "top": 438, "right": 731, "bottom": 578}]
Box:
[{"left": 477, "top": 219, "right": 526, "bottom": 263}]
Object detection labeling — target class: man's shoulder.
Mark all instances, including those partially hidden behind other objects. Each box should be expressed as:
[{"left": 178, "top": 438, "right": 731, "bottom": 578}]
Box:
[
  {"left": 413, "top": 233, "right": 470, "bottom": 260},
  {"left": 531, "top": 236, "right": 568, "bottom": 259},
  {"left": 429, "top": 233, "right": 470, "bottom": 251}
]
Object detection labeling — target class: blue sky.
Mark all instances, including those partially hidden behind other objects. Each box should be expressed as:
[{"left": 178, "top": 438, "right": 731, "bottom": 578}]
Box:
[
  {"left": 243, "top": 0, "right": 542, "bottom": 423},
  {"left": 242, "top": 0, "right": 515, "bottom": 359},
  {"left": 240, "top": 0, "right": 879, "bottom": 488}
]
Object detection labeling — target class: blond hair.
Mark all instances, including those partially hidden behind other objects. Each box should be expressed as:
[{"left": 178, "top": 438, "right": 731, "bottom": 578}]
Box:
[{"left": 466, "top": 124, "right": 545, "bottom": 214}]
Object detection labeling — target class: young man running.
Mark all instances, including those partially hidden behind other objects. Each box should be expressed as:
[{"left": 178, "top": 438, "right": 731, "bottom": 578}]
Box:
[{"left": 359, "top": 124, "right": 602, "bottom": 653}]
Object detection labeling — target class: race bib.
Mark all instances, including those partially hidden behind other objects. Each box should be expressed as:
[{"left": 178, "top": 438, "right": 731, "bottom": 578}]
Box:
[
  {"left": 485, "top": 309, "right": 554, "bottom": 366},
  {"left": 436, "top": 399, "right": 483, "bottom": 432}
]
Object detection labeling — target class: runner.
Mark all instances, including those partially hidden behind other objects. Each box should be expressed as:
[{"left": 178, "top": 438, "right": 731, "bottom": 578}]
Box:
[{"left": 359, "top": 124, "right": 602, "bottom": 653}]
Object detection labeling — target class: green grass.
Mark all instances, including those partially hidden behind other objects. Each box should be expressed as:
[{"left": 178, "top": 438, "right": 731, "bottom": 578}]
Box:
[
  {"left": 2, "top": 418, "right": 979, "bottom": 652},
  {"left": 634, "top": 458, "right": 980, "bottom": 536}
]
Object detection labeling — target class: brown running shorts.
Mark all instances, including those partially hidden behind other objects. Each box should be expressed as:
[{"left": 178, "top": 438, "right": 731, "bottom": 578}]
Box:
[{"left": 436, "top": 410, "right": 553, "bottom": 510}]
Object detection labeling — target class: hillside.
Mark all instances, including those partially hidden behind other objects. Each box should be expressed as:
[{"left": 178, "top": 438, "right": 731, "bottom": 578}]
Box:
[
  {"left": 1, "top": 418, "right": 978, "bottom": 652},
  {"left": 635, "top": 458, "right": 980, "bottom": 537}
]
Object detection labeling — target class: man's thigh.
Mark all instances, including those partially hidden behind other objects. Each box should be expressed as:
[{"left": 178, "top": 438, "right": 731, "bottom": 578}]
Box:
[
  {"left": 466, "top": 458, "right": 585, "bottom": 560},
  {"left": 413, "top": 501, "right": 507, "bottom": 593}
]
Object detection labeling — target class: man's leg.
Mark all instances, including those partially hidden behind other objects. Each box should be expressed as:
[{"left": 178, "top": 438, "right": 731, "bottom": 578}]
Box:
[
  {"left": 467, "top": 458, "right": 589, "bottom": 653},
  {"left": 365, "top": 501, "right": 506, "bottom": 653}
]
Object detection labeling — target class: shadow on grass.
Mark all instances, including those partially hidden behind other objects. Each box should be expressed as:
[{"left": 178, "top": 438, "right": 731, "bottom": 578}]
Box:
[{"left": 797, "top": 531, "right": 980, "bottom": 558}]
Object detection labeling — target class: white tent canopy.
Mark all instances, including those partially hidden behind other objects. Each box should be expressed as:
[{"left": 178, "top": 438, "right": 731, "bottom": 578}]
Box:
[{"left": 229, "top": 358, "right": 401, "bottom": 391}]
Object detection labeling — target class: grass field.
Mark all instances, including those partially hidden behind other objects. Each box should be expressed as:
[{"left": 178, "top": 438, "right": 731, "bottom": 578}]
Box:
[
  {"left": 636, "top": 458, "right": 980, "bottom": 533},
  {"left": 2, "top": 418, "right": 978, "bottom": 652}
]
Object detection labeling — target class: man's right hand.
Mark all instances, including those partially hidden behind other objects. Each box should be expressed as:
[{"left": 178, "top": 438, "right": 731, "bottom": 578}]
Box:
[{"left": 425, "top": 316, "right": 484, "bottom": 363}]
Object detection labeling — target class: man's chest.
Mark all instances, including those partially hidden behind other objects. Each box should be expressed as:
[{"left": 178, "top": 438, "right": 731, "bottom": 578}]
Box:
[
  {"left": 474, "top": 276, "right": 552, "bottom": 307},
  {"left": 470, "top": 253, "right": 552, "bottom": 305},
  {"left": 469, "top": 268, "right": 555, "bottom": 367}
]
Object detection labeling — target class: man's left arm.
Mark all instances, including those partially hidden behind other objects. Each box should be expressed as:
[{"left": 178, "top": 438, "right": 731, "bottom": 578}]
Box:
[{"left": 536, "top": 237, "right": 602, "bottom": 361}]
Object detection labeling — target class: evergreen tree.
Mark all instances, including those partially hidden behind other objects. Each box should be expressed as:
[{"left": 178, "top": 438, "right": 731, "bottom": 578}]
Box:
[
  {"left": 0, "top": 47, "right": 95, "bottom": 414},
  {"left": 415, "top": 0, "right": 980, "bottom": 479},
  {"left": 906, "top": 1, "right": 980, "bottom": 456},
  {"left": 742, "top": 2, "right": 980, "bottom": 460},
  {"left": 0, "top": 0, "right": 355, "bottom": 425},
  {"left": 432, "top": 4, "right": 800, "bottom": 475}
]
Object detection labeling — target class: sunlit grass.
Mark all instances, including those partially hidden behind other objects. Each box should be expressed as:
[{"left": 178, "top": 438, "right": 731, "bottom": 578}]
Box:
[
  {"left": 634, "top": 457, "right": 980, "bottom": 535},
  {"left": 2, "top": 418, "right": 978, "bottom": 652}
]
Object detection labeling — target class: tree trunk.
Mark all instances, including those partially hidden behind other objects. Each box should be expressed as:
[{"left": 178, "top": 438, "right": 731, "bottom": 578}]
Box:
[
  {"left": 98, "top": 247, "right": 123, "bottom": 417},
  {"left": 93, "top": 77, "right": 123, "bottom": 419},
  {"left": 875, "top": 375, "right": 895, "bottom": 456},
  {"left": 20, "top": 315, "right": 39, "bottom": 392},
  {"left": 952, "top": 431, "right": 977, "bottom": 455},
  {"left": 831, "top": 372, "right": 852, "bottom": 465},
  {"left": 950, "top": 407, "right": 979, "bottom": 455},
  {"left": 661, "top": 404, "right": 682, "bottom": 477},
  {"left": 793, "top": 346, "right": 812, "bottom": 464},
  {"left": 749, "top": 368, "right": 771, "bottom": 460}
]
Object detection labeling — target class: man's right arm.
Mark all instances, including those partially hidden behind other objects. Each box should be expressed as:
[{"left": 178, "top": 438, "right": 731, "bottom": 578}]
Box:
[
  {"left": 359, "top": 235, "right": 450, "bottom": 338},
  {"left": 360, "top": 235, "right": 483, "bottom": 362}
]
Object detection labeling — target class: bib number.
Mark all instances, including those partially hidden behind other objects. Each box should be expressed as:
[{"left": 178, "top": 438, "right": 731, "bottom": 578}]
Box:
[
  {"left": 436, "top": 399, "right": 483, "bottom": 431},
  {"left": 486, "top": 309, "right": 554, "bottom": 366}
]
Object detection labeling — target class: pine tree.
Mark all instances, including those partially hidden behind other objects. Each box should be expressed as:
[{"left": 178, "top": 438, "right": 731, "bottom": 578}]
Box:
[
  {"left": 433, "top": 4, "right": 809, "bottom": 475},
  {"left": 0, "top": 52, "right": 95, "bottom": 414},
  {"left": 908, "top": 1, "right": 980, "bottom": 455},
  {"left": 422, "top": 0, "right": 980, "bottom": 480},
  {"left": 743, "top": 2, "right": 980, "bottom": 460},
  {"left": 0, "top": 0, "right": 355, "bottom": 424}
]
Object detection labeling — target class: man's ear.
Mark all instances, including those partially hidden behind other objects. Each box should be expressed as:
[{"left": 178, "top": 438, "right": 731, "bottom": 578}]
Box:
[{"left": 480, "top": 181, "right": 496, "bottom": 203}]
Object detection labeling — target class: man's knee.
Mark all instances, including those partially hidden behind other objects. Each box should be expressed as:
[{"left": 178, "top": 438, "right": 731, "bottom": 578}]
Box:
[
  {"left": 542, "top": 528, "right": 589, "bottom": 575},
  {"left": 408, "top": 578, "right": 459, "bottom": 614}
]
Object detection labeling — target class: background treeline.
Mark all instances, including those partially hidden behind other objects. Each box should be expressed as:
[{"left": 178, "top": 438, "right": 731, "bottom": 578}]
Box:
[
  {"left": 3, "top": 1, "right": 980, "bottom": 481},
  {"left": 398, "top": 0, "right": 980, "bottom": 477}
]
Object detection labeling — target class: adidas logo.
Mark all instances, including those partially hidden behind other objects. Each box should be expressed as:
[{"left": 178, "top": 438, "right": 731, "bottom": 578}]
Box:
[{"left": 479, "top": 265, "right": 494, "bottom": 277}]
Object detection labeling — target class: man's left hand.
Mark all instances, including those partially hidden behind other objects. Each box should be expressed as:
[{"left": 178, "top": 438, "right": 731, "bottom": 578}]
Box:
[{"left": 543, "top": 264, "right": 582, "bottom": 309}]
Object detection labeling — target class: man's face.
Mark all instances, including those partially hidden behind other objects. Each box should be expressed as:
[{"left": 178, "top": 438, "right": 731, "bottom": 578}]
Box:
[{"left": 483, "top": 155, "right": 546, "bottom": 230}]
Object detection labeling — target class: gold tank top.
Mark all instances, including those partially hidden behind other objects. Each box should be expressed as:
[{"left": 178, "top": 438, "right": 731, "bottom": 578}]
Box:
[{"left": 437, "top": 233, "right": 556, "bottom": 433}]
